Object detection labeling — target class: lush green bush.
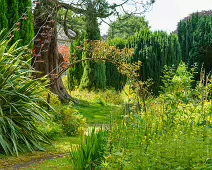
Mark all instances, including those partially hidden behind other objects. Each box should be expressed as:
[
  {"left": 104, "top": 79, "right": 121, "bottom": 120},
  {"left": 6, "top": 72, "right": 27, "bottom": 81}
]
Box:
[
  {"left": 54, "top": 105, "right": 87, "bottom": 136},
  {"left": 0, "top": 38, "right": 50, "bottom": 155},
  {"left": 37, "top": 120, "right": 63, "bottom": 140},
  {"left": 37, "top": 90, "right": 87, "bottom": 138}
]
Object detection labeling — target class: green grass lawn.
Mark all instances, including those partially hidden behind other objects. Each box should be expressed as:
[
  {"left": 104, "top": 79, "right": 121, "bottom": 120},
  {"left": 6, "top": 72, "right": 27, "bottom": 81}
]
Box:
[
  {"left": 23, "top": 156, "right": 73, "bottom": 170},
  {"left": 73, "top": 99, "right": 122, "bottom": 125}
]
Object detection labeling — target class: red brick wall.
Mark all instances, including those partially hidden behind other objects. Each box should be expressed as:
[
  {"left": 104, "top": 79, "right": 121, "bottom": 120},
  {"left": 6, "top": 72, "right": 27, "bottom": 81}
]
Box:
[{"left": 58, "top": 45, "right": 70, "bottom": 68}]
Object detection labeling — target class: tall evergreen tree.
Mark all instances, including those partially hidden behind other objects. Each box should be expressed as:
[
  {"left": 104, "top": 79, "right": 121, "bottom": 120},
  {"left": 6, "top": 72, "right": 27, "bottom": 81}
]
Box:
[
  {"left": 7, "top": 0, "right": 20, "bottom": 43},
  {"left": 18, "top": 0, "right": 34, "bottom": 46},
  {"left": 129, "top": 30, "right": 181, "bottom": 91},
  {"left": 68, "top": 33, "right": 85, "bottom": 90},
  {"left": 106, "top": 38, "right": 127, "bottom": 90},
  {"left": 1, "top": 0, "right": 33, "bottom": 46},
  {"left": 106, "top": 30, "right": 182, "bottom": 92},
  {"left": 61, "top": 0, "right": 154, "bottom": 91},
  {"left": 177, "top": 11, "right": 212, "bottom": 75},
  {"left": 79, "top": 2, "right": 106, "bottom": 90},
  {"left": 0, "top": 0, "right": 8, "bottom": 36}
]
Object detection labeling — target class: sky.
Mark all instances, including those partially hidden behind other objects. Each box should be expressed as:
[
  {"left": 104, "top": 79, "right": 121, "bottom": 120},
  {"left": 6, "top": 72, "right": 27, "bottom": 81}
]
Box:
[{"left": 100, "top": 0, "right": 212, "bottom": 35}]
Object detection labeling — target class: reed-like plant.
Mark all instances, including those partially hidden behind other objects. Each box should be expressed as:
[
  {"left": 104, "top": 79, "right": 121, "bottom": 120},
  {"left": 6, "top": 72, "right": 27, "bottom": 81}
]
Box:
[
  {"left": 0, "top": 37, "right": 50, "bottom": 155},
  {"left": 71, "top": 128, "right": 108, "bottom": 169}
]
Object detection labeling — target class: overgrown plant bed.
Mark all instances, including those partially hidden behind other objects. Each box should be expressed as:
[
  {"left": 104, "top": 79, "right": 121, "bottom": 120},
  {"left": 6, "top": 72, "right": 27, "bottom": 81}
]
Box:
[{"left": 102, "top": 63, "right": 212, "bottom": 169}]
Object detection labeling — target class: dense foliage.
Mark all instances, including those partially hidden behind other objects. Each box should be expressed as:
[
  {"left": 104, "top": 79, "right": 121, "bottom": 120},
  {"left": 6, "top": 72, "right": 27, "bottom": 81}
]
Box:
[
  {"left": 1, "top": 2, "right": 212, "bottom": 170},
  {"left": 129, "top": 30, "right": 181, "bottom": 89},
  {"left": 106, "top": 30, "right": 182, "bottom": 92},
  {"left": 18, "top": 0, "right": 34, "bottom": 47},
  {"left": 0, "top": 0, "right": 33, "bottom": 46},
  {"left": 106, "top": 38, "right": 128, "bottom": 90},
  {"left": 177, "top": 11, "right": 212, "bottom": 75},
  {"left": 108, "top": 14, "right": 150, "bottom": 40},
  {"left": 76, "top": 1, "right": 106, "bottom": 90},
  {"left": 0, "top": 0, "right": 8, "bottom": 36},
  {"left": 0, "top": 39, "right": 50, "bottom": 155},
  {"left": 68, "top": 34, "right": 85, "bottom": 90}
]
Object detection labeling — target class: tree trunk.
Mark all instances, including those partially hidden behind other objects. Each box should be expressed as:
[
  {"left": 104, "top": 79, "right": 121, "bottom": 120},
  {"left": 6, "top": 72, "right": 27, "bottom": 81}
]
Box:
[{"left": 33, "top": 1, "right": 71, "bottom": 103}]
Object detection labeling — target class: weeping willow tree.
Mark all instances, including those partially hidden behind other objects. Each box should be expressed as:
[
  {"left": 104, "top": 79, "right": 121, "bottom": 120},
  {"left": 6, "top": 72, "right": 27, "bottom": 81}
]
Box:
[
  {"left": 177, "top": 10, "right": 212, "bottom": 75},
  {"left": 106, "top": 29, "right": 182, "bottom": 92}
]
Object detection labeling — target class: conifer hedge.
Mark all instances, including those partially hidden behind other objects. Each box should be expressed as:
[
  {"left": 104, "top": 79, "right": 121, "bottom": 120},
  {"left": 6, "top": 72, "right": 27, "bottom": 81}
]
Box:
[
  {"left": 177, "top": 11, "right": 212, "bottom": 75},
  {"left": 106, "top": 30, "right": 182, "bottom": 92},
  {"left": 0, "top": 0, "right": 33, "bottom": 46},
  {"left": 106, "top": 38, "right": 128, "bottom": 90},
  {"left": 0, "top": 0, "right": 8, "bottom": 36}
]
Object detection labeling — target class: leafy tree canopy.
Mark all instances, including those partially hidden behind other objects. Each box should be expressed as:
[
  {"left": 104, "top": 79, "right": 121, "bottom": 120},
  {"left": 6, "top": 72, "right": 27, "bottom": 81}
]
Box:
[{"left": 108, "top": 14, "right": 150, "bottom": 40}]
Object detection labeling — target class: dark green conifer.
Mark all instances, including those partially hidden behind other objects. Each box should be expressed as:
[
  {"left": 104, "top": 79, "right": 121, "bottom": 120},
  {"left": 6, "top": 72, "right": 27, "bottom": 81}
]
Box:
[
  {"left": 18, "top": 0, "right": 34, "bottom": 46},
  {"left": 177, "top": 11, "right": 212, "bottom": 75},
  {"left": 7, "top": 0, "right": 20, "bottom": 43},
  {"left": 0, "top": 0, "right": 8, "bottom": 36},
  {"left": 79, "top": 4, "right": 106, "bottom": 90},
  {"left": 106, "top": 38, "right": 127, "bottom": 90},
  {"left": 106, "top": 30, "right": 182, "bottom": 92},
  {"left": 68, "top": 34, "right": 85, "bottom": 90}
]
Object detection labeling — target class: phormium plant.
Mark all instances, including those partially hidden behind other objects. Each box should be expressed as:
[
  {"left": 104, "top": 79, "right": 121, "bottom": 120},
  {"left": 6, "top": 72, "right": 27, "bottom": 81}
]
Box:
[{"left": 0, "top": 36, "right": 50, "bottom": 155}]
